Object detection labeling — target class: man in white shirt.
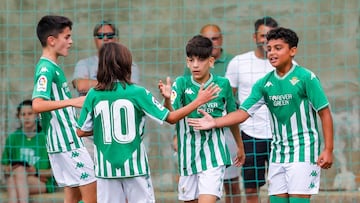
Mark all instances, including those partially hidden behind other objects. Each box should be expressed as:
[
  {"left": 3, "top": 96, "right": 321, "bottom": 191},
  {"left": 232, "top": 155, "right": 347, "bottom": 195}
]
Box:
[{"left": 225, "top": 16, "right": 278, "bottom": 203}]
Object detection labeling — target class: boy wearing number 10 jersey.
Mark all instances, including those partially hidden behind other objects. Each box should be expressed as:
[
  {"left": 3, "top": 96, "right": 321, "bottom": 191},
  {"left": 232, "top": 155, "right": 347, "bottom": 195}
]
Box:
[{"left": 76, "top": 42, "right": 219, "bottom": 202}]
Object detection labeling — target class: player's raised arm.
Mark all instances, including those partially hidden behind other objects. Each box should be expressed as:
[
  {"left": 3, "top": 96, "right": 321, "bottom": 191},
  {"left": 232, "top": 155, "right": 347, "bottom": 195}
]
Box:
[
  {"left": 158, "top": 76, "right": 173, "bottom": 111},
  {"left": 188, "top": 109, "right": 250, "bottom": 130}
]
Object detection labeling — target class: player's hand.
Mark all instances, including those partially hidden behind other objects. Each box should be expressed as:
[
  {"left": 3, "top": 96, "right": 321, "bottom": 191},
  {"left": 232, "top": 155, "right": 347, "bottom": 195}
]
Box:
[
  {"left": 233, "top": 145, "right": 245, "bottom": 167},
  {"left": 196, "top": 82, "right": 220, "bottom": 105},
  {"left": 158, "top": 77, "right": 172, "bottom": 99},
  {"left": 71, "top": 96, "right": 86, "bottom": 108},
  {"left": 39, "top": 175, "right": 49, "bottom": 182},
  {"left": 317, "top": 149, "right": 333, "bottom": 169},
  {"left": 26, "top": 165, "right": 37, "bottom": 175},
  {"left": 188, "top": 109, "right": 216, "bottom": 130},
  {"left": 172, "top": 134, "right": 178, "bottom": 152}
]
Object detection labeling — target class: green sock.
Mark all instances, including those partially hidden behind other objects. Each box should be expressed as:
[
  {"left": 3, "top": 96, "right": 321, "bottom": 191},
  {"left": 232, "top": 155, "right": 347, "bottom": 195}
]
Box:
[
  {"left": 289, "top": 197, "right": 310, "bottom": 203},
  {"left": 270, "top": 195, "right": 289, "bottom": 203}
]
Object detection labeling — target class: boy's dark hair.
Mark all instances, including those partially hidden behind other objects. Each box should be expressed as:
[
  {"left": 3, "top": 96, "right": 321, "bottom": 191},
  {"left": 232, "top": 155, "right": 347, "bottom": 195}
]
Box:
[
  {"left": 93, "top": 20, "right": 119, "bottom": 37},
  {"left": 16, "top": 99, "right": 42, "bottom": 132},
  {"left": 36, "top": 15, "right": 73, "bottom": 47},
  {"left": 186, "top": 35, "right": 213, "bottom": 59},
  {"left": 96, "top": 42, "right": 132, "bottom": 91},
  {"left": 266, "top": 27, "right": 299, "bottom": 48},
  {"left": 254, "top": 16, "right": 278, "bottom": 32}
]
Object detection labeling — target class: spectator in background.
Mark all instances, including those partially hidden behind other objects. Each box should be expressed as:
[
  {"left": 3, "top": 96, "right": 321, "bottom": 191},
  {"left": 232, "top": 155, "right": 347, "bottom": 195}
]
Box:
[
  {"left": 225, "top": 16, "right": 279, "bottom": 203},
  {"left": 183, "top": 24, "right": 241, "bottom": 203},
  {"left": 72, "top": 20, "right": 140, "bottom": 159},
  {"left": 184, "top": 24, "right": 234, "bottom": 76},
  {"left": 1, "top": 99, "right": 56, "bottom": 203},
  {"left": 72, "top": 20, "right": 140, "bottom": 96}
]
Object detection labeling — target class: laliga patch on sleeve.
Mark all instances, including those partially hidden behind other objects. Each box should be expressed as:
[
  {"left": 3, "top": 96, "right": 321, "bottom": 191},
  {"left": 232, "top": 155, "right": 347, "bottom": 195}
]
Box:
[
  {"left": 152, "top": 96, "right": 164, "bottom": 111},
  {"left": 36, "top": 76, "right": 47, "bottom": 92},
  {"left": 170, "top": 90, "right": 177, "bottom": 105}
]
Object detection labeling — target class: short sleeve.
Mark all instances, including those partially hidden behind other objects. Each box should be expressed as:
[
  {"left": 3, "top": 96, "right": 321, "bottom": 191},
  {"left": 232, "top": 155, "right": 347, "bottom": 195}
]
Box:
[
  {"left": 1, "top": 137, "right": 11, "bottom": 165},
  {"left": 225, "top": 57, "right": 239, "bottom": 88},
  {"left": 240, "top": 78, "right": 266, "bottom": 115},
  {"left": 32, "top": 65, "right": 54, "bottom": 100},
  {"left": 131, "top": 63, "right": 140, "bottom": 84},
  {"left": 224, "top": 79, "right": 237, "bottom": 113},
  {"left": 305, "top": 71, "right": 329, "bottom": 111},
  {"left": 170, "top": 77, "right": 185, "bottom": 110},
  {"left": 73, "top": 59, "right": 90, "bottom": 80},
  {"left": 136, "top": 88, "right": 170, "bottom": 124},
  {"left": 77, "top": 90, "right": 95, "bottom": 132}
]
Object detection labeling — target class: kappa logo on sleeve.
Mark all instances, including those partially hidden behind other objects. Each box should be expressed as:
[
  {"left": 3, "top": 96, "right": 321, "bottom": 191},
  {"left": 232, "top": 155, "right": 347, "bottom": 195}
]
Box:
[
  {"left": 36, "top": 76, "right": 47, "bottom": 92},
  {"left": 39, "top": 67, "right": 49, "bottom": 73}
]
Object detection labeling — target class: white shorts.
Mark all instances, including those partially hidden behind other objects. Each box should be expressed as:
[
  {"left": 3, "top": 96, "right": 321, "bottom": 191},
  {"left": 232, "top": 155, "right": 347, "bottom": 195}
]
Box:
[
  {"left": 178, "top": 166, "right": 225, "bottom": 201},
  {"left": 224, "top": 128, "right": 240, "bottom": 180},
  {"left": 97, "top": 175, "right": 155, "bottom": 203},
  {"left": 268, "top": 162, "right": 321, "bottom": 195},
  {"left": 49, "top": 147, "right": 96, "bottom": 187}
]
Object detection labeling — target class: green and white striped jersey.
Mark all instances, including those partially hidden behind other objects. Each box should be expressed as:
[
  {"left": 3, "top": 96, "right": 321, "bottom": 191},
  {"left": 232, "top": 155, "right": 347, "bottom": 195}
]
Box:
[
  {"left": 32, "top": 57, "right": 84, "bottom": 153},
  {"left": 77, "top": 83, "right": 170, "bottom": 178},
  {"left": 240, "top": 65, "right": 329, "bottom": 164},
  {"left": 171, "top": 74, "right": 236, "bottom": 176}
]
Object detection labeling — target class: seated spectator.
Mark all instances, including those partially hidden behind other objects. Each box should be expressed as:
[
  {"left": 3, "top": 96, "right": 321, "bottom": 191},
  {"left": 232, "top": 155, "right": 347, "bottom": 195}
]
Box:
[{"left": 1, "top": 99, "right": 56, "bottom": 202}]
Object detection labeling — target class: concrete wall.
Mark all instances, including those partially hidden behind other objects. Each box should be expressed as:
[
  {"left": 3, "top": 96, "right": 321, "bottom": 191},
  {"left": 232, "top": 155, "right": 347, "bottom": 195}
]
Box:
[{"left": 0, "top": 0, "right": 359, "bottom": 191}]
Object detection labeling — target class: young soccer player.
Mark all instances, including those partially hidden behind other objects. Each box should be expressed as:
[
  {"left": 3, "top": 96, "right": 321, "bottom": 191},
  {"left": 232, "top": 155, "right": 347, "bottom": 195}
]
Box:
[
  {"left": 188, "top": 27, "right": 334, "bottom": 203},
  {"left": 225, "top": 16, "right": 279, "bottom": 203},
  {"left": 183, "top": 24, "right": 241, "bottom": 203},
  {"left": 158, "top": 35, "right": 245, "bottom": 203},
  {"left": 32, "top": 15, "right": 96, "bottom": 203},
  {"left": 76, "top": 42, "right": 220, "bottom": 203}
]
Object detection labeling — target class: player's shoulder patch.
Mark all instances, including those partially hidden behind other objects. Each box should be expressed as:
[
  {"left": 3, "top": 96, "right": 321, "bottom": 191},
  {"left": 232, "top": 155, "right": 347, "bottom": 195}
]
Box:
[
  {"left": 36, "top": 75, "right": 47, "bottom": 92},
  {"left": 152, "top": 96, "right": 164, "bottom": 111},
  {"left": 170, "top": 90, "right": 177, "bottom": 105}
]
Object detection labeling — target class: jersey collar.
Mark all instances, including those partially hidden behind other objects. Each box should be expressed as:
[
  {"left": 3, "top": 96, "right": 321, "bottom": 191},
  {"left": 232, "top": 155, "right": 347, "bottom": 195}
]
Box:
[
  {"left": 190, "top": 73, "right": 214, "bottom": 88},
  {"left": 274, "top": 63, "right": 297, "bottom": 79},
  {"left": 40, "top": 56, "right": 61, "bottom": 69}
]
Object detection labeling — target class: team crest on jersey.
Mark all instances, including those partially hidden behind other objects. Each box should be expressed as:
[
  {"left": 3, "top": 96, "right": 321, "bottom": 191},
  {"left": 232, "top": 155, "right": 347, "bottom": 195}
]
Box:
[
  {"left": 37, "top": 76, "right": 47, "bottom": 92},
  {"left": 289, "top": 77, "right": 300, "bottom": 85},
  {"left": 170, "top": 90, "right": 177, "bottom": 105},
  {"left": 152, "top": 96, "right": 164, "bottom": 110}
]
